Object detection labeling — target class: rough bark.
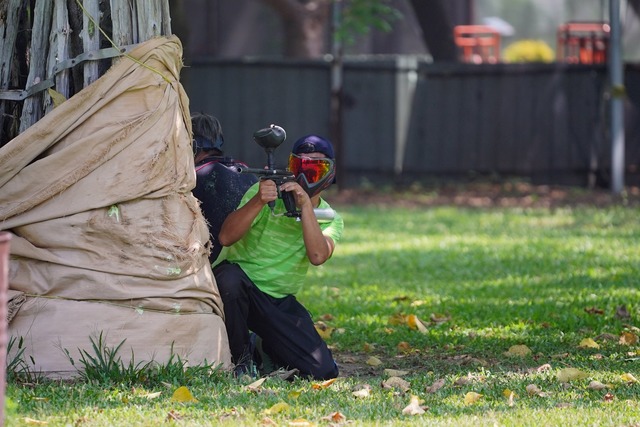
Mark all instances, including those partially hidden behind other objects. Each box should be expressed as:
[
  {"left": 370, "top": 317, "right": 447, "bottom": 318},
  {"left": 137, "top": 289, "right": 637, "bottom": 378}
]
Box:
[
  {"left": 81, "top": 0, "right": 100, "bottom": 87},
  {"left": 110, "top": 0, "right": 135, "bottom": 45},
  {"left": 261, "top": 0, "right": 331, "bottom": 58},
  {"left": 47, "top": 0, "right": 72, "bottom": 111},
  {"left": 0, "top": 0, "right": 173, "bottom": 142},
  {"left": 136, "top": 0, "right": 171, "bottom": 41},
  {"left": 19, "top": 0, "right": 54, "bottom": 133}
]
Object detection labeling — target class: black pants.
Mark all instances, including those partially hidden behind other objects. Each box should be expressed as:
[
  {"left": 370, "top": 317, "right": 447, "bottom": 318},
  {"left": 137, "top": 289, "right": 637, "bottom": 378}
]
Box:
[{"left": 213, "top": 261, "right": 338, "bottom": 380}]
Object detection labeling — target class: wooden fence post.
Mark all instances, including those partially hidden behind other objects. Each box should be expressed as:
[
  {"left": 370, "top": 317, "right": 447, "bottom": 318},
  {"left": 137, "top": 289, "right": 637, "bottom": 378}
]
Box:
[{"left": 18, "top": 0, "right": 53, "bottom": 133}]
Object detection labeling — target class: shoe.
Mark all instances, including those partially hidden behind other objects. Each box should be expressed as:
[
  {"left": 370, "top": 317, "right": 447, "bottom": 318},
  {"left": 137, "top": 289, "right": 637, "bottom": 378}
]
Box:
[
  {"left": 253, "top": 334, "right": 277, "bottom": 375},
  {"left": 233, "top": 361, "right": 258, "bottom": 379},
  {"left": 233, "top": 336, "right": 259, "bottom": 379}
]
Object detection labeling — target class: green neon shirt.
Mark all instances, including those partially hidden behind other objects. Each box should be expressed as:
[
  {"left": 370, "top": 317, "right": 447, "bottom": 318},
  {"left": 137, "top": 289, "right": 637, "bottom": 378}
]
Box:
[{"left": 225, "top": 183, "right": 343, "bottom": 298}]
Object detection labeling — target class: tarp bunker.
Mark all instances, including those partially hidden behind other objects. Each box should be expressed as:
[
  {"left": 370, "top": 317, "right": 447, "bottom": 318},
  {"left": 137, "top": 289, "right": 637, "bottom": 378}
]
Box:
[{"left": 0, "top": 36, "right": 231, "bottom": 377}]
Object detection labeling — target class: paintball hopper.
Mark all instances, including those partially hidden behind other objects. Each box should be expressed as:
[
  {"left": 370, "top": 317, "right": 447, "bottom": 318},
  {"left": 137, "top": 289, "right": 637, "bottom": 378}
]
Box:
[{"left": 253, "top": 125, "right": 286, "bottom": 154}]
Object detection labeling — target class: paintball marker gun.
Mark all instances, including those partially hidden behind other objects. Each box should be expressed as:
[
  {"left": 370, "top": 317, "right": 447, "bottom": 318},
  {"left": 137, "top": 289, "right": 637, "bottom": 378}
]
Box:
[
  {"left": 236, "top": 125, "right": 299, "bottom": 217},
  {"left": 236, "top": 124, "right": 336, "bottom": 222}
]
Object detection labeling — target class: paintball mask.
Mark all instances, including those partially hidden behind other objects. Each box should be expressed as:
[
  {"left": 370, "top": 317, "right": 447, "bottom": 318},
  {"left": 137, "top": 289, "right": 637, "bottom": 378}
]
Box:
[{"left": 287, "top": 153, "right": 336, "bottom": 198}]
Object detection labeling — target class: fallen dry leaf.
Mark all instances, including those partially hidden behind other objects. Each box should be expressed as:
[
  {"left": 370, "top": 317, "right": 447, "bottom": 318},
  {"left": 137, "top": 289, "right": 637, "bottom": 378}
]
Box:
[
  {"left": 557, "top": 368, "right": 588, "bottom": 383},
  {"left": 578, "top": 338, "right": 600, "bottom": 349},
  {"left": 426, "top": 378, "right": 445, "bottom": 393},
  {"left": 363, "top": 343, "right": 376, "bottom": 352},
  {"left": 142, "top": 391, "right": 162, "bottom": 399},
  {"left": 397, "top": 341, "right": 412, "bottom": 353},
  {"left": 314, "top": 321, "right": 334, "bottom": 339},
  {"left": 352, "top": 388, "right": 371, "bottom": 398},
  {"left": 453, "top": 376, "right": 471, "bottom": 386},
  {"left": 406, "top": 314, "right": 428, "bottom": 333},
  {"left": 619, "top": 332, "right": 638, "bottom": 345},
  {"left": 504, "top": 344, "right": 532, "bottom": 357},
  {"left": 584, "top": 306, "right": 605, "bottom": 315},
  {"left": 321, "top": 412, "right": 347, "bottom": 424},
  {"left": 503, "top": 388, "right": 517, "bottom": 398},
  {"left": 166, "top": 410, "right": 182, "bottom": 421},
  {"left": 526, "top": 384, "right": 544, "bottom": 396},
  {"left": 603, "top": 392, "right": 615, "bottom": 402},
  {"left": 264, "top": 402, "right": 290, "bottom": 415},
  {"left": 464, "top": 392, "right": 482, "bottom": 405},
  {"left": 261, "top": 416, "right": 278, "bottom": 425},
  {"left": 402, "top": 395, "right": 426, "bottom": 415},
  {"left": 312, "top": 378, "right": 337, "bottom": 390},
  {"left": 366, "top": 356, "right": 382, "bottom": 366},
  {"left": 536, "top": 363, "right": 552, "bottom": 373},
  {"left": 503, "top": 389, "right": 517, "bottom": 406},
  {"left": 171, "top": 386, "right": 198, "bottom": 403},
  {"left": 429, "top": 313, "right": 451, "bottom": 323},
  {"left": 382, "top": 376, "right": 411, "bottom": 392},
  {"left": 246, "top": 377, "right": 267, "bottom": 392},
  {"left": 621, "top": 373, "right": 638, "bottom": 383},
  {"left": 588, "top": 380, "right": 607, "bottom": 390},
  {"left": 384, "top": 369, "right": 409, "bottom": 377}
]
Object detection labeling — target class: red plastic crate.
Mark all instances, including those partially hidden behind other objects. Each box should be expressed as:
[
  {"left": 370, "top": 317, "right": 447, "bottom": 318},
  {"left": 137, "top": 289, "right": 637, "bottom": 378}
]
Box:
[{"left": 557, "top": 22, "right": 610, "bottom": 64}]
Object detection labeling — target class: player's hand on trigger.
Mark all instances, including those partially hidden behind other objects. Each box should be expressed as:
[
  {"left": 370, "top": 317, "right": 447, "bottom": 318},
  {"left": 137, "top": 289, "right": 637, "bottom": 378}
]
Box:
[{"left": 258, "top": 179, "right": 278, "bottom": 205}]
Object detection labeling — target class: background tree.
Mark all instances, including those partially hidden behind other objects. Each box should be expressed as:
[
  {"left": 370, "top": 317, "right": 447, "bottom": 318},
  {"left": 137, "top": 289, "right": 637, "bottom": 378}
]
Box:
[
  {"left": 630, "top": 0, "right": 640, "bottom": 18},
  {"left": 0, "top": 0, "right": 172, "bottom": 146},
  {"left": 260, "top": 0, "right": 402, "bottom": 58},
  {"left": 408, "top": 0, "right": 459, "bottom": 62}
]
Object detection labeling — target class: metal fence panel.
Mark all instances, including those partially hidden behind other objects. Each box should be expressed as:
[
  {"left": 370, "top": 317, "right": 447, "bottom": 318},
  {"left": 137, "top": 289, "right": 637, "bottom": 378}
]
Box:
[{"left": 184, "top": 58, "right": 639, "bottom": 187}]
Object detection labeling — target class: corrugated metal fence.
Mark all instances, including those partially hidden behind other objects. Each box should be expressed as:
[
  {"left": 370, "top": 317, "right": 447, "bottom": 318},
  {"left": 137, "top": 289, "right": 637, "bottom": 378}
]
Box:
[{"left": 183, "top": 57, "right": 640, "bottom": 188}]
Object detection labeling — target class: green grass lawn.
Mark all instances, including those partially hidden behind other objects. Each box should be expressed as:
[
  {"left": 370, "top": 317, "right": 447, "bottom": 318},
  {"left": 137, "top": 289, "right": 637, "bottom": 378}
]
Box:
[{"left": 6, "top": 200, "right": 640, "bottom": 426}]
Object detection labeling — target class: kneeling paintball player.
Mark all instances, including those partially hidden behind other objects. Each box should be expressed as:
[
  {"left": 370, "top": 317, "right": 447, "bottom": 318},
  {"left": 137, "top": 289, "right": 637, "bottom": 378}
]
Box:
[{"left": 214, "top": 131, "right": 343, "bottom": 380}]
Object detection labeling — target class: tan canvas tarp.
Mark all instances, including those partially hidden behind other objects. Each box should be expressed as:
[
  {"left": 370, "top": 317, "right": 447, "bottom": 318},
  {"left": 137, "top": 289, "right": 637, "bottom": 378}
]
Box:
[{"left": 0, "top": 36, "right": 232, "bottom": 376}]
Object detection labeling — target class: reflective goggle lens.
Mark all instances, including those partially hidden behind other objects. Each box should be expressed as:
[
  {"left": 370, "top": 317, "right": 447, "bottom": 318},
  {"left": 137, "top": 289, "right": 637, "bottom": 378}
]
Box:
[{"left": 288, "top": 154, "right": 333, "bottom": 183}]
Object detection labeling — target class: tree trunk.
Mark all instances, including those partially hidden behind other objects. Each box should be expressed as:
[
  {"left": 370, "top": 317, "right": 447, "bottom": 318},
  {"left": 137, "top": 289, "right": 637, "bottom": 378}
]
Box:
[
  {"left": 261, "top": 0, "right": 331, "bottom": 58},
  {"left": 629, "top": 0, "right": 640, "bottom": 18},
  {"left": 0, "top": 0, "right": 173, "bottom": 146},
  {"left": 408, "top": 0, "right": 458, "bottom": 62}
]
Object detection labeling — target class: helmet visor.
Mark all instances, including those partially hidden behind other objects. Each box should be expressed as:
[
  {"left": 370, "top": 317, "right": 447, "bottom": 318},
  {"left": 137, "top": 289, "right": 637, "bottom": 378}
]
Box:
[{"left": 288, "top": 153, "right": 334, "bottom": 184}]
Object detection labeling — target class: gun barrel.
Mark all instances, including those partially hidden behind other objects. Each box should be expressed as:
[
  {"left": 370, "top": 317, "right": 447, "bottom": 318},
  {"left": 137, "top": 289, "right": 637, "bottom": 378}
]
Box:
[{"left": 236, "top": 165, "right": 292, "bottom": 177}]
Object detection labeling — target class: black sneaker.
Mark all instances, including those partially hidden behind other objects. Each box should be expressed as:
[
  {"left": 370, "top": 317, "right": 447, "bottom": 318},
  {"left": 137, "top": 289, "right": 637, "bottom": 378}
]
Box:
[
  {"left": 252, "top": 334, "right": 277, "bottom": 375},
  {"left": 233, "top": 361, "right": 258, "bottom": 379}
]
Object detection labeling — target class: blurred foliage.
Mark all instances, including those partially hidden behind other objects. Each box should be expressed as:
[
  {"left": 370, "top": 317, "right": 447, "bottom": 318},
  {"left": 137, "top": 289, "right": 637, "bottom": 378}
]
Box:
[
  {"left": 336, "top": 0, "right": 402, "bottom": 46},
  {"left": 503, "top": 39, "right": 555, "bottom": 63}
]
